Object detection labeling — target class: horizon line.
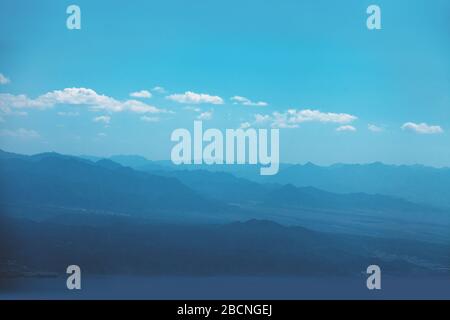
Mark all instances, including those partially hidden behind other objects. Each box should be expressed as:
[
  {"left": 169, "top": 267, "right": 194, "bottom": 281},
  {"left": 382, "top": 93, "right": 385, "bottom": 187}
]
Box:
[{"left": 1, "top": 148, "right": 449, "bottom": 170}]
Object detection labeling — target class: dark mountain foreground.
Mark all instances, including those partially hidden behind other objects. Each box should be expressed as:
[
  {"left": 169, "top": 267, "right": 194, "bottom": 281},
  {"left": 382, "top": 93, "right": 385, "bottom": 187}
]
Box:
[{"left": 0, "top": 214, "right": 449, "bottom": 278}]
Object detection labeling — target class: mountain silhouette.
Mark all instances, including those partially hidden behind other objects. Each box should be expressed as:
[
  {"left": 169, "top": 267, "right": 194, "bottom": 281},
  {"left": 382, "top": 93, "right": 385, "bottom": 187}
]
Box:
[
  {"left": 1, "top": 149, "right": 449, "bottom": 243},
  {"left": 0, "top": 151, "right": 227, "bottom": 220},
  {"left": 2, "top": 215, "right": 448, "bottom": 277},
  {"left": 265, "top": 184, "right": 434, "bottom": 213},
  {"left": 262, "top": 162, "right": 450, "bottom": 209},
  {"left": 94, "top": 152, "right": 450, "bottom": 209}
]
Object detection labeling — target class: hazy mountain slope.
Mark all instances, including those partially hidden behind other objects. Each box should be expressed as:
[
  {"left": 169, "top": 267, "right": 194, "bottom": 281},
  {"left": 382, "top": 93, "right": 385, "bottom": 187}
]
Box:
[
  {"left": 105, "top": 153, "right": 450, "bottom": 209},
  {"left": 1, "top": 216, "right": 448, "bottom": 277},
  {"left": 255, "top": 184, "right": 450, "bottom": 243},
  {"left": 265, "top": 184, "right": 439, "bottom": 215},
  {"left": 1, "top": 150, "right": 448, "bottom": 243},
  {"left": 145, "top": 169, "right": 273, "bottom": 203},
  {"left": 262, "top": 162, "right": 450, "bottom": 208},
  {"left": 0, "top": 153, "right": 227, "bottom": 219}
]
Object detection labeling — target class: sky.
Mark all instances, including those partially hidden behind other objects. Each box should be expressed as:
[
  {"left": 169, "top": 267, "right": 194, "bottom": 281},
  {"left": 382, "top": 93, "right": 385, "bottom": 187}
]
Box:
[{"left": 0, "top": 0, "right": 449, "bottom": 166}]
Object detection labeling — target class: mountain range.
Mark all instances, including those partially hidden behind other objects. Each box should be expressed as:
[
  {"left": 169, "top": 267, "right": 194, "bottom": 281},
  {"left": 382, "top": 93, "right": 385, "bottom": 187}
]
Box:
[
  {"left": 0, "top": 150, "right": 228, "bottom": 223},
  {"left": 1, "top": 216, "right": 448, "bottom": 277},
  {"left": 1, "top": 149, "right": 449, "bottom": 279},
  {"left": 100, "top": 154, "right": 450, "bottom": 209},
  {"left": 1, "top": 149, "right": 449, "bottom": 243}
]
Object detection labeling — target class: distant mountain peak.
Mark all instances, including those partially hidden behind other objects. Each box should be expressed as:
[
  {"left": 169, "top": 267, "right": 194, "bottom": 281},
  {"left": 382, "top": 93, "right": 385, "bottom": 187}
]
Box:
[
  {"left": 109, "top": 155, "right": 152, "bottom": 168},
  {"left": 303, "top": 161, "right": 318, "bottom": 168},
  {"left": 95, "top": 159, "right": 123, "bottom": 170}
]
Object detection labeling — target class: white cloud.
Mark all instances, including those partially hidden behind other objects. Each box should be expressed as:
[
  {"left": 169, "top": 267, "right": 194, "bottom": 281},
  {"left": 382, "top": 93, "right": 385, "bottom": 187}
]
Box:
[
  {"left": 130, "top": 90, "right": 152, "bottom": 99},
  {"left": 254, "top": 114, "right": 272, "bottom": 124},
  {"left": 0, "top": 73, "right": 10, "bottom": 85},
  {"left": 285, "top": 109, "right": 357, "bottom": 124},
  {"left": 182, "top": 106, "right": 212, "bottom": 120},
  {"left": 0, "top": 128, "right": 40, "bottom": 139},
  {"left": 248, "top": 109, "right": 357, "bottom": 129},
  {"left": 197, "top": 111, "right": 213, "bottom": 121},
  {"left": 0, "top": 93, "right": 51, "bottom": 110},
  {"left": 240, "top": 122, "right": 251, "bottom": 129},
  {"left": 336, "top": 125, "right": 356, "bottom": 132},
  {"left": 401, "top": 122, "right": 443, "bottom": 134},
  {"left": 57, "top": 111, "right": 79, "bottom": 117},
  {"left": 41, "top": 88, "right": 121, "bottom": 109},
  {"left": 152, "top": 86, "right": 166, "bottom": 94},
  {"left": 183, "top": 106, "right": 201, "bottom": 112},
  {"left": 140, "top": 115, "right": 160, "bottom": 122},
  {"left": 97, "top": 132, "right": 107, "bottom": 137},
  {"left": 0, "top": 88, "right": 166, "bottom": 114},
  {"left": 121, "top": 99, "right": 162, "bottom": 114},
  {"left": 271, "top": 112, "right": 299, "bottom": 128},
  {"left": 0, "top": 102, "right": 28, "bottom": 116},
  {"left": 93, "top": 115, "right": 111, "bottom": 124},
  {"left": 167, "top": 91, "right": 224, "bottom": 105},
  {"left": 231, "top": 96, "right": 268, "bottom": 107},
  {"left": 368, "top": 124, "right": 383, "bottom": 132}
]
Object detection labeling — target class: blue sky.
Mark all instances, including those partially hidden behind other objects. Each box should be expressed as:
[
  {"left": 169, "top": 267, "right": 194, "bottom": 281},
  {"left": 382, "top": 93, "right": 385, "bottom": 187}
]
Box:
[{"left": 0, "top": 0, "right": 449, "bottom": 166}]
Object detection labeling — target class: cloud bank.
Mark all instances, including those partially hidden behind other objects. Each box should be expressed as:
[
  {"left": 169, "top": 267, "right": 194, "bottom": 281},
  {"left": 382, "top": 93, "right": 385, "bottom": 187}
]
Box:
[
  {"left": 336, "top": 125, "right": 356, "bottom": 132},
  {"left": 166, "top": 91, "right": 224, "bottom": 105},
  {"left": 93, "top": 115, "right": 111, "bottom": 124},
  {"left": 0, "top": 73, "right": 10, "bottom": 85},
  {"left": 130, "top": 90, "right": 152, "bottom": 99},
  {"left": 0, "top": 128, "right": 40, "bottom": 139},
  {"left": 401, "top": 122, "right": 443, "bottom": 134},
  {"left": 231, "top": 96, "right": 268, "bottom": 107},
  {"left": 0, "top": 88, "right": 165, "bottom": 114},
  {"left": 368, "top": 124, "right": 383, "bottom": 132},
  {"left": 248, "top": 109, "right": 357, "bottom": 129}
]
